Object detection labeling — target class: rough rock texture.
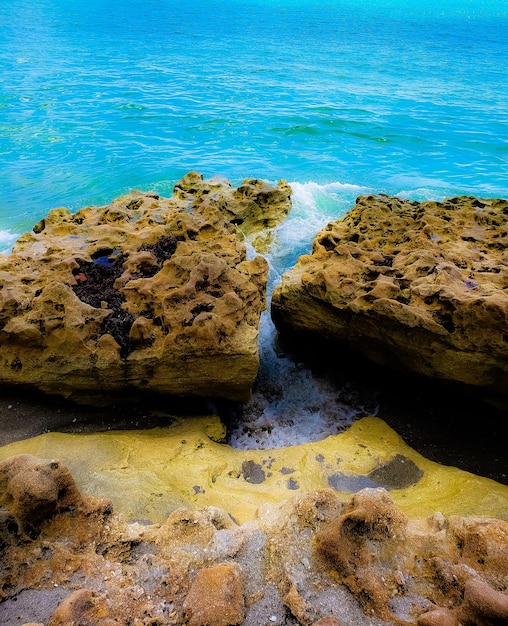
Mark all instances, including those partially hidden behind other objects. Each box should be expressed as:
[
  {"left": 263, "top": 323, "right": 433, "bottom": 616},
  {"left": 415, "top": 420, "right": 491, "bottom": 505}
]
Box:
[
  {"left": 271, "top": 194, "right": 508, "bottom": 404},
  {"left": 0, "top": 454, "right": 108, "bottom": 539},
  {"left": 0, "top": 172, "right": 291, "bottom": 404},
  {"left": 0, "top": 454, "right": 507, "bottom": 626},
  {"left": 182, "top": 563, "right": 245, "bottom": 626}
]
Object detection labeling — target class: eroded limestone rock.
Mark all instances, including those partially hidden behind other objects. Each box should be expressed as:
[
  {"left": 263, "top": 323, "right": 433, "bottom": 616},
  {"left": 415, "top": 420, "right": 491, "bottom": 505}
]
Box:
[
  {"left": 182, "top": 563, "right": 245, "bottom": 626},
  {"left": 0, "top": 455, "right": 506, "bottom": 625},
  {"left": 0, "top": 454, "right": 110, "bottom": 538},
  {"left": 0, "top": 173, "right": 291, "bottom": 404},
  {"left": 271, "top": 194, "right": 508, "bottom": 403},
  {"left": 314, "top": 489, "right": 508, "bottom": 625}
]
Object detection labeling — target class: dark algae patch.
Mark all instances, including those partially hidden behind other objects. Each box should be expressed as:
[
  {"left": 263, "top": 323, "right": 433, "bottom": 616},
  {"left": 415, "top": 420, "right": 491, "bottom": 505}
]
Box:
[
  {"left": 139, "top": 235, "right": 181, "bottom": 271},
  {"left": 328, "top": 455, "right": 423, "bottom": 493},
  {"left": 368, "top": 454, "right": 423, "bottom": 489},
  {"left": 72, "top": 252, "right": 133, "bottom": 359},
  {"left": 287, "top": 478, "right": 299, "bottom": 490},
  {"left": 328, "top": 473, "right": 381, "bottom": 493},
  {"left": 242, "top": 460, "right": 266, "bottom": 484},
  {"left": 71, "top": 237, "right": 181, "bottom": 359}
]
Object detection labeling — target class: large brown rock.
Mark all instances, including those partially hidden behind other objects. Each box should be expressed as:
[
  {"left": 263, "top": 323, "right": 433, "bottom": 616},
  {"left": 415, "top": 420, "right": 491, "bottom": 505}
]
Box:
[
  {"left": 0, "top": 172, "right": 291, "bottom": 404},
  {"left": 271, "top": 194, "right": 508, "bottom": 402}
]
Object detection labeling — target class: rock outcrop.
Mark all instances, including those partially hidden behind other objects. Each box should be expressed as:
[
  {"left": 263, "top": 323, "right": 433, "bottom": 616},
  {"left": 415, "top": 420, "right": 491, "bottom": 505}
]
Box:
[
  {"left": 271, "top": 194, "right": 508, "bottom": 404},
  {"left": 0, "top": 172, "right": 291, "bottom": 404},
  {"left": 0, "top": 454, "right": 507, "bottom": 625}
]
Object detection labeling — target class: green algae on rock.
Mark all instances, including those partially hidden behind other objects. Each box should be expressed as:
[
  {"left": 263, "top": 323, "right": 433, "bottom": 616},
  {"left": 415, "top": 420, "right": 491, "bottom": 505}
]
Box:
[{"left": 0, "top": 416, "right": 506, "bottom": 525}]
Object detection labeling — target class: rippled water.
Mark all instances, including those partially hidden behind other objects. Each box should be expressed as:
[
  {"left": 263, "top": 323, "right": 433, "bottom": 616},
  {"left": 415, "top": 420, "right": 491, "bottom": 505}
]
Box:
[
  {"left": 1, "top": 0, "right": 507, "bottom": 235},
  {"left": 1, "top": 0, "right": 507, "bottom": 447}
]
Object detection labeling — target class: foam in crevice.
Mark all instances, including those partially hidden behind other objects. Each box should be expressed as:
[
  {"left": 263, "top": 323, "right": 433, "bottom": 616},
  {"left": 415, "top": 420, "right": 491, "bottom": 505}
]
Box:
[
  {"left": 229, "top": 182, "right": 379, "bottom": 450},
  {"left": 228, "top": 310, "right": 379, "bottom": 450}
]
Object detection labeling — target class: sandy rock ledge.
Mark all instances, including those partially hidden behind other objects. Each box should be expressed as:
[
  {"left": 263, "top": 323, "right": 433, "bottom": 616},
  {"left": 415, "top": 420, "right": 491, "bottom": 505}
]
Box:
[
  {"left": 272, "top": 194, "right": 508, "bottom": 405},
  {"left": 0, "top": 454, "right": 507, "bottom": 626}
]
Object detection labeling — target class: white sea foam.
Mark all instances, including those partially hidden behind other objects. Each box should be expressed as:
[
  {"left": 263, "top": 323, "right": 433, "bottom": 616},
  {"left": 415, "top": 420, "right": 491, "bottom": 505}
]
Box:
[
  {"left": 229, "top": 309, "right": 379, "bottom": 450},
  {"left": 0, "top": 230, "right": 18, "bottom": 255},
  {"left": 262, "top": 180, "right": 368, "bottom": 285},
  {"left": 289, "top": 180, "right": 367, "bottom": 221},
  {"left": 229, "top": 180, "right": 378, "bottom": 450}
]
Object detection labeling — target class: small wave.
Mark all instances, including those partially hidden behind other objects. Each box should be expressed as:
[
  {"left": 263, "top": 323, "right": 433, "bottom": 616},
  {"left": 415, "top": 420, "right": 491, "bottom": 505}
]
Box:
[
  {"left": 396, "top": 188, "right": 451, "bottom": 202},
  {"left": 0, "top": 229, "right": 19, "bottom": 254},
  {"left": 282, "top": 125, "right": 321, "bottom": 136},
  {"left": 261, "top": 180, "right": 369, "bottom": 275},
  {"left": 289, "top": 180, "right": 364, "bottom": 226}
]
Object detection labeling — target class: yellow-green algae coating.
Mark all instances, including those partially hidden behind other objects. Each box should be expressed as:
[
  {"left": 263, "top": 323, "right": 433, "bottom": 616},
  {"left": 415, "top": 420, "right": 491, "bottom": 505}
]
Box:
[{"left": 0, "top": 416, "right": 506, "bottom": 524}]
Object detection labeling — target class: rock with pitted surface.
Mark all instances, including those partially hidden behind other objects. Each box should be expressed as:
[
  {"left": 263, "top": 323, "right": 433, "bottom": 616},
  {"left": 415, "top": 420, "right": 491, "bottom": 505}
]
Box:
[
  {"left": 271, "top": 194, "right": 508, "bottom": 404},
  {"left": 0, "top": 454, "right": 507, "bottom": 625},
  {"left": 0, "top": 454, "right": 110, "bottom": 542},
  {"left": 0, "top": 172, "right": 291, "bottom": 404}
]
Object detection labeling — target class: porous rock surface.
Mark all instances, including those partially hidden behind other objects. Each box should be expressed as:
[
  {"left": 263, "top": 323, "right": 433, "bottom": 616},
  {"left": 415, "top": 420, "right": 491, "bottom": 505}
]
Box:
[
  {"left": 272, "top": 194, "right": 508, "bottom": 402},
  {"left": 1, "top": 454, "right": 507, "bottom": 626},
  {"left": 0, "top": 172, "right": 291, "bottom": 404}
]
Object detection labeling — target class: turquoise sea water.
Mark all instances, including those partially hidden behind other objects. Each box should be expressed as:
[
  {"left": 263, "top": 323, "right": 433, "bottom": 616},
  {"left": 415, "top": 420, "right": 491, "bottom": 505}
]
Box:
[
  {"left": 1, "top": 0, "right": 507, "bottom": 243},
  {"left": 1, "top": 0, "right": 508, "bottom": 449}
]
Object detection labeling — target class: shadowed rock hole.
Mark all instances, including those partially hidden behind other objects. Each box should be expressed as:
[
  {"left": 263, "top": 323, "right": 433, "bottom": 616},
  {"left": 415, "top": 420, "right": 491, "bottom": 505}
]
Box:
[{"left": 434, "top": 312, "right": 456, "bottom": 334}]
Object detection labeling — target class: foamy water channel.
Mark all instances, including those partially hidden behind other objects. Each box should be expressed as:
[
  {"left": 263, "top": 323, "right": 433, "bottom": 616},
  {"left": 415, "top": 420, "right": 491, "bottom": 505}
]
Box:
[{"left": 227, "top": 181, "right": 383, "bottom": 450}]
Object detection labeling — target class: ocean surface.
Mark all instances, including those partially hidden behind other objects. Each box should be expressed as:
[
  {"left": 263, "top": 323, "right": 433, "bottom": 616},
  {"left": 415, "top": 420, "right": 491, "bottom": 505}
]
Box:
[{"left": 1, "top": 0, "right": 508, "bottom": 450}]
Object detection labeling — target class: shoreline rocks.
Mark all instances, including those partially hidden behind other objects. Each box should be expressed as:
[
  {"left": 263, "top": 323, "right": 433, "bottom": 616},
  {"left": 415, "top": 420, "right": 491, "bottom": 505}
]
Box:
[
  {"left": 271, "top": 194, "right": 508, "bottom": 406},
  {"left": 2, "top": 186, "right": 508, "bottom": 410},
  {"left": 0, "top": 173, "right": 291, "bottom": 405},
  {"left": 2, "top": 187, "right": 508, "bottom": 624},
  {"left": 1, "top": 453, "right": 507, "bottom": 626}
]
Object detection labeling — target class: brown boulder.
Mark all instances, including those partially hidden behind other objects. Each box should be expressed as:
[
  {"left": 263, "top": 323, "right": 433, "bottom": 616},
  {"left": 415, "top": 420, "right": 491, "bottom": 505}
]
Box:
[
  {"left": 0, "top": 173, "right": 291, "bottom": 404},
  {"left": 0, "top": 454, "right": 109, "bottom": 538},
  {"left": 182, "top": 563, "right": 245, "bottom": 626},
  {"left": 271, "top": 194, "right": 508, "bottom": 403},
  {"left": 315, "top": 488, "right": 508, "bottom": 625},
  {"left": 174, "top": 171, "right": 292, "bottom": 241}
]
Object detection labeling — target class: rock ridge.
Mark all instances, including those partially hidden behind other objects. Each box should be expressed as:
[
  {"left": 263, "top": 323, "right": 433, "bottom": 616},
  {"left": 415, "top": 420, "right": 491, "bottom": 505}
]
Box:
[{"left": 1, "top": 453, "right": 507, "bottom": 626}]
